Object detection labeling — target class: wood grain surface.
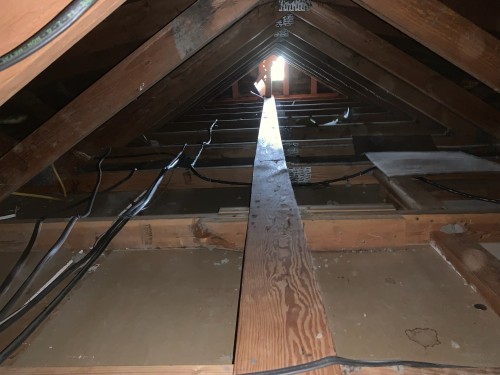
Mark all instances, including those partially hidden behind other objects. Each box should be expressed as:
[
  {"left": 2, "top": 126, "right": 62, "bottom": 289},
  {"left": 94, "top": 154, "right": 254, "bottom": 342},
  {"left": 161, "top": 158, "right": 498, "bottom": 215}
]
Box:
[{"left": 234, "top": 97, "right": 339, "bottom": 374}]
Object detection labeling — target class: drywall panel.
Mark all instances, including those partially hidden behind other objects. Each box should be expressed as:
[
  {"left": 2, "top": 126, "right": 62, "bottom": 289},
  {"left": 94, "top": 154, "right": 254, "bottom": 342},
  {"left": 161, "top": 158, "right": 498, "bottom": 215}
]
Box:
[{"left": 313, "top": 247, "right": 500, "bottom": 366}]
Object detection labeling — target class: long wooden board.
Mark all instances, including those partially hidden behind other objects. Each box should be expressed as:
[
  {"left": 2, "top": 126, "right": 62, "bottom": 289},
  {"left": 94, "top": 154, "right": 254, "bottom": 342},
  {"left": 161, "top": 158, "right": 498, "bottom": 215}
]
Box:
[
  {"left": 234, "top": 97, "right": 339, "bottom": 374},
  {"left": 0, "top": 365, "right": 232, "bottom": 374},
  {"left": 289, "top": 22, "right": 476, "bottom": 138},
  {"left": 2, "top": 212, "right": 500, "bottom": 254}
]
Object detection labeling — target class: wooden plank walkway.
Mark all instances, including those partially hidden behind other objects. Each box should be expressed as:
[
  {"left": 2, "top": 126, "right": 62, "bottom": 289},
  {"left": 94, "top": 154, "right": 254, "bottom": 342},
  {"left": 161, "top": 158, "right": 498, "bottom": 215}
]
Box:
[{"left": 234, "top": 97, "right": 339, "bottom": 374}]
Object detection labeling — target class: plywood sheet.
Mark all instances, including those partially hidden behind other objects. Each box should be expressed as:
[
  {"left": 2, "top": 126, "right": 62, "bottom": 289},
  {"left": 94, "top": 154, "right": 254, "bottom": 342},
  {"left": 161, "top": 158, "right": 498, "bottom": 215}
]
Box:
[
  {"left": 313, "top": 247, "right": 500, "bottom": 366},
  {"left": 366, "top": 151, "right": 500, "bottom": 176},
  {"left": 8, "top": 249, "right": 242, "bottom": 367}
]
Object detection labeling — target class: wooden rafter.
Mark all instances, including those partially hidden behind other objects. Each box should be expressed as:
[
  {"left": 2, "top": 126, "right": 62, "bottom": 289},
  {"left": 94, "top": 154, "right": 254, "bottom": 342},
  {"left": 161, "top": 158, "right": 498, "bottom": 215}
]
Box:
[
  {"left": 0, "top": 0, "right": 262, "bottom": 203},
  {"left": 297, "top": 4, "right": 500, "bottom": 139},
  {"left": 62, "top": 4, "right": 280, "bottom": 160},
  {"left": 288, "top": 22, "right": 478, "bottom": 139},
  {"left": 349, "top": 0, "right": 500, "bottom": 92}
]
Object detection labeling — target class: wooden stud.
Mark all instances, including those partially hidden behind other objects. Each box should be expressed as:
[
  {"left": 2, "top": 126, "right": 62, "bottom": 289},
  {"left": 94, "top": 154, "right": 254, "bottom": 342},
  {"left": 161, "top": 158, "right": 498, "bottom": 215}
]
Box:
[
  {"left": 350, "top": 0, "right": 500, "bottom": 92},
  {"left": 234, "top": 98, "right": 339, "bottom": 374},
  {"left": 64, "top": 5, "right": 280, "bottom": 159}
]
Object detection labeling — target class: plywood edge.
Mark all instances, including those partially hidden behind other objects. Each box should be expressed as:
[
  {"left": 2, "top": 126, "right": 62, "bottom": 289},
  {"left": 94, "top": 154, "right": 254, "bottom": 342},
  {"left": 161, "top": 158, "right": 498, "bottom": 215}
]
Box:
[{"left": 0, "top": 365, "right": 233, "bottom": 374}]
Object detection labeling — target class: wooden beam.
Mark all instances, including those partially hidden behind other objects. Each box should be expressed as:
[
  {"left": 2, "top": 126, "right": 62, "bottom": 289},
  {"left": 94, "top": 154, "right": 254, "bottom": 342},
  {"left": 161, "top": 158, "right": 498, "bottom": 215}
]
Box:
[
  {"left": 264, "top": 57, "right": 273, "bottom": 98},
  {"left": 288, "top": 23, "right": 478, "bottom": 139},
  {"left": 374, "top": 170, "right": 445, "bottom": 210},
  {"left": 277, "top": 44, "right": 432, "bottom": 125},
  {"left": 298, "top": 5, "right": 500, "bottom": 139},
  {"left": 2, "top": 212, "right": 500, "bottom": 254},
  {"left": 0, "top": 0, "right": 261, "bottom": 203},
  {"left": 0, "top": 365, "right": 232, "bottom": 374},
  {"left": 311, "top": 77, "right": 318, "bottom": 95},
  {"left": 234, "top": 98, "right": 339, "bottom": 374},
  {"left": 26, "top": 0, "right": 197, "bottom": 85},
  {"left": 431, "top": 232, "right": 500, "bottom": 316},
  {"left": 349, "top": 0, "right": 500, "bottom": 92},
  {"left": 0, "top": 216, "right": 247, "bottom": 253},
  {"left": 66, "top": 5, "right": 279, "bottom": 158},
  {"left": 0, "top": 0, "right": 125, "bottom": 105}
]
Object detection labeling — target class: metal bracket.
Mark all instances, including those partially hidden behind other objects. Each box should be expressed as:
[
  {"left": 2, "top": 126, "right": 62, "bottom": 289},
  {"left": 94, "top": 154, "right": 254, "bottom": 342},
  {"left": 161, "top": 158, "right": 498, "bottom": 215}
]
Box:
[
  {"left": 274, "top": 29, "right": 290, "bottom": 38},
  {"left": 276, "top": 14, "right": 294, "bottom": 28},
  {"left": 288, "top": 167, "right": 311, "bottom": 183},
  {"left": 278, "top": 0, "right": 312, "bottom": 12}
]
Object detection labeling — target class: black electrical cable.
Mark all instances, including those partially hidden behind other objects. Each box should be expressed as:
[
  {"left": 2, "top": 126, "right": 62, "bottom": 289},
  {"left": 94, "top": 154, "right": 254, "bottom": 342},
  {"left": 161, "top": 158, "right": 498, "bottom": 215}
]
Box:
[
  {"left": 0, "top": 147, "right": 186, "bottom": 361},
  {"left": 241, "top": 355, "right": 467, "bottom": 375},
  {"left": 189, "top": 121, "right": 377, "bottom": 188},
  {"left": 415, "top": 176, "right": 500, "bottom": 204},
  {"left": 0, "top": 166, "right": 135, "bottom": 302},
  {"left": 0, "top": 0, "right": 97, "bottom": 71},
  {"left": 190, "top": 120, "right": 253, "bottom": 186},
  {"left": 293, "top": 166, "right": 377, "bottom": 187},
  {"left": 52, "top": 168, "right": 138, "bottom": 215},
  {"left": 189, "top": 166, "right": 252, "bottom": 186},
  {"left": 0, "top": 150, "right": 110, "bottom": 320},
  {"left": 0, "top": 219, "right": 44, "bottom": 298}
]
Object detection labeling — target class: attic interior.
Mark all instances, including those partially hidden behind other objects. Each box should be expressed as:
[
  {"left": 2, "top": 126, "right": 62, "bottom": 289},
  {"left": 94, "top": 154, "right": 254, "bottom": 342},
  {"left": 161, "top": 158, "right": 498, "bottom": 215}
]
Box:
[{"left": 1, "top": 0, "right": 500, "bottom": 374}]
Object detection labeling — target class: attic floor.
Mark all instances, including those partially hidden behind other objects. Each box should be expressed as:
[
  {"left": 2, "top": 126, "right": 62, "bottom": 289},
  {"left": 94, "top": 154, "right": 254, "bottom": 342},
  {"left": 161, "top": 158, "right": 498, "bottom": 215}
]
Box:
[{"left": 1, "top": 245, "right": 499, "bottom": 368}]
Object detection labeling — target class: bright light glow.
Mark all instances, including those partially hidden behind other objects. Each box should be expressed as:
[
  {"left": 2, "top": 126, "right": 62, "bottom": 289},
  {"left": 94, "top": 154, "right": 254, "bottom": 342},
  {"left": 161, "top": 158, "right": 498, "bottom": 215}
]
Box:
[{"left": 271, "top": 56, "right": 285, "bottom": 81}]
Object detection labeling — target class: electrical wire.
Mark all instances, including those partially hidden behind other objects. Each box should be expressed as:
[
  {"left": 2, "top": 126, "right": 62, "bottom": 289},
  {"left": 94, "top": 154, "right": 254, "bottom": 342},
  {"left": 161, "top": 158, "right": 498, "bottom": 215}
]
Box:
[
  {"left": 415, "top": 176, "right": 500, "bottom": 204},
  {"left": 0, "top": 0, "right": 97, "bottom": 71},
  {"left": 0, "top": 219, "right": 44, "bottom": 298},
  {"left": 241, "top": 355, "right": 467, "bottom": 375},
  {"left": 10, "top": 192, "right": 62, "bottom": 201},
  {"left": 53, "top": 168, "right": 138, "bottom": 215},
  {"left": 190, "top": 120, "right": 253, "bottom": 186},
  {"left": 189, "top": 121, "right": 376, "bottom": 188},
  {"left": 0, "top": 150, "right": 110, "bottom": 320},
  {"left": 0, "top": 146, "right": 186, "bottom": 363},
  {"left": 0, "top": 166, "right": 135, "bottom": 304},
  {"left": 51, "top": 164, "right": 67, "bottom": 198}
]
